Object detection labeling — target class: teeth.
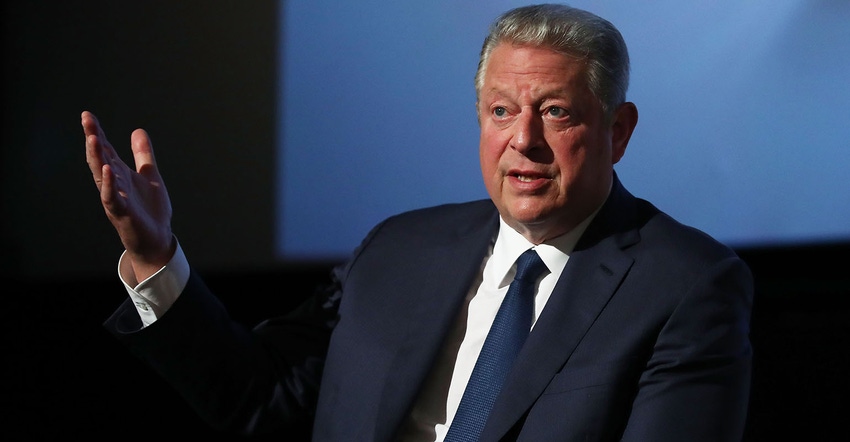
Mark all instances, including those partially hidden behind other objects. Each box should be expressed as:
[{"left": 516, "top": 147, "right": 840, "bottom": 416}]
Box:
[{"left": 517, "top": 175, "right": 534, "bottom": 182}]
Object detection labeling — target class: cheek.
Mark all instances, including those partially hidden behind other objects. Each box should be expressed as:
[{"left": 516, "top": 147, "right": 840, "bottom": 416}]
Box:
[
  {"left": 479, "top": 136, "right": 506, "bottom": 200},
  {"left": 479, "top": 133, "right": 503, "bottom": 174},
  {"left": 552, "top": 132, "right": 606, "bottom": 176}
]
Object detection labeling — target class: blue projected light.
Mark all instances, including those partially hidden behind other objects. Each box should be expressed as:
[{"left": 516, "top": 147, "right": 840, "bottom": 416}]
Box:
[{"left": 276, "top": 0, "right": 850, "bottom": 261}]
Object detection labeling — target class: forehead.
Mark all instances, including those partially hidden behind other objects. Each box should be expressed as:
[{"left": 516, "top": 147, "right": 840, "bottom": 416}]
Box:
[{"left": 482, "top": 43, "right": 588, "bottom": 97}]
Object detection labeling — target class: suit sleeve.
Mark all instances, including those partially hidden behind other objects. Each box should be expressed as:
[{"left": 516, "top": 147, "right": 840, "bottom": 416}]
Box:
[
  {"left": 102, "top": 217, "right": 392, "bottom": 437},
  {"left": 620, "top": 256, "right": 754, "bottom": 441},
  {"left": 103, "top": 264, "right": 344, "bottom": 437}
]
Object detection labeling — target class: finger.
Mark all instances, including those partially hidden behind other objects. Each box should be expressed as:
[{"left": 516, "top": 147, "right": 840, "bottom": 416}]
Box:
[
  {"left": 81, "top": 110, "right": 99, "bottom": 136},
  {"left": 130, "top": 128, "right": 158, "bottom": 175},
  {"left": 100, "top": 163, "right": 128, "bottom": 217},
  {"left": 85, "top": 132, "right": 105, "bottom": 189},
  {"left": 85, "top": 135, "right": 122, "bottom": 195},
  {"left": 83, "top": 111, "right": 138, "bottom": 196},
  {"left": 83, "top": 111, "right": 111, "bottom": 183},
  {"left": 81, "top": 111, "right": 118, "bottom": 161},
  {"left": 81, "top": 111, "right": 109, "bottom": 142}
]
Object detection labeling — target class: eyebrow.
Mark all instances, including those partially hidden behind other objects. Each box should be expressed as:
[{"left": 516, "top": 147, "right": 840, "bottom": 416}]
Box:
[{"left": 482, "top": 85, "right": 575, "bottom": 102}]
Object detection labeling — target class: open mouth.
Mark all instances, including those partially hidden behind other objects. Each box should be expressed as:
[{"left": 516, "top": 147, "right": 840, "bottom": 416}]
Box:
[
  {"left": 510, "top": 172, "right": 549, "bottom": 182},
  {"left": 515, "top": 174, "right": 538, "bottom": 182}
]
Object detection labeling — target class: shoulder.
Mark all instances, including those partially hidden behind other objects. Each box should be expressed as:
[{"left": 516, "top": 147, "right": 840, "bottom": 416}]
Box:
[
  {"left": 345, "top": 199, "right": 498, "bottom": 260},
  {"left": 592, "top": 178, "right": 740, "bottom": 266},
  {"left": 337, "top": 199, "right": 499, "bottom": 286},
  {"left": 637, "top": 200, "right": 740, "bottom": 265},
  {"left": 621, "top": 199, "right": 753, "bottom": 302},
  {"left": 603, "top": 190, "right": 753, "bottom": 317},
  {"left": 599, "top": 178, "right": 745, "bottom": 279},
  {"left": 381, "top": 199, "right": 497, "bottom": 229}
]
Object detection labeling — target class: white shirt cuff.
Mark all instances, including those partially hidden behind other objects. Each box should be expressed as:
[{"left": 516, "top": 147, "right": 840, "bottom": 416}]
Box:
[{"left": 117, "top": 239, "right": 190, "bottom": 327}]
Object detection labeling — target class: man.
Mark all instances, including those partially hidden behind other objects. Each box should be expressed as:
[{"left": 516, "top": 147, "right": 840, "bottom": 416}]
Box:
[{"left": 84, "top": 4, "right": 753, "bottom": 441}]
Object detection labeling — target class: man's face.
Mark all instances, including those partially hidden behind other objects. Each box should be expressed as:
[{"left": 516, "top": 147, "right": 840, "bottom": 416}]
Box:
[{"left": 478, "top": 43, "right": 630, "bottom": 243}]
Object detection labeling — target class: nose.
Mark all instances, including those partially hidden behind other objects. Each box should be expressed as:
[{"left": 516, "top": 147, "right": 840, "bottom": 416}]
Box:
[{"left": 510, "top": 110, "right": 544, "bottom": 154}]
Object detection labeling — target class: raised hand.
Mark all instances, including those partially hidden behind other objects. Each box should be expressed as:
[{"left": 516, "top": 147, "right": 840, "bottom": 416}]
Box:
[{"left": 83, "top": 111, "right": 175, "bottom": 282}]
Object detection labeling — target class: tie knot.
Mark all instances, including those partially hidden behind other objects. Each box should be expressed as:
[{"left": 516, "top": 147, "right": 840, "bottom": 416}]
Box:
[{"left": 514, "top": 249, "right": 547, "bottom": 283}]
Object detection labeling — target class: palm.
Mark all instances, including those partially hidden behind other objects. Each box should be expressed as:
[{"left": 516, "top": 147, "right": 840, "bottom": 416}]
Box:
[{"left": 83, "top": 111, "right": 174, "bottom": 271}]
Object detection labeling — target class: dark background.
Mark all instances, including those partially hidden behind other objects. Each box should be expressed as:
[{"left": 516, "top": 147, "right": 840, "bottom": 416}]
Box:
[{"left": 3, "top": 1, "right": 848, "bottom": 439}]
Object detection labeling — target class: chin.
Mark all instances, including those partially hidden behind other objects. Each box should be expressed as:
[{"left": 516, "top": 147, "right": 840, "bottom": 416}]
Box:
[
  {"left": 506, "top": 209, "right": 552, "bottom": 229},
  {"left": 506, "top": 199, "right": 554, "bottom": 221}
]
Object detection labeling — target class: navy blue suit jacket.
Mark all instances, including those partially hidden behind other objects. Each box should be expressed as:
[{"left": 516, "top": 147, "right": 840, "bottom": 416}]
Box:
[{"left": 105, "top": 177, "right": 753, "bottom": 441}]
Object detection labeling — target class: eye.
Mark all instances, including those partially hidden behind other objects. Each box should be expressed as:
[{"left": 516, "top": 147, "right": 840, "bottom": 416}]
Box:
[
  {"left": 493, "top": 106, "right": 507, "bottom": 118},
  {"left": 545, "top": 106, "right": 568, "bottom": 118}
]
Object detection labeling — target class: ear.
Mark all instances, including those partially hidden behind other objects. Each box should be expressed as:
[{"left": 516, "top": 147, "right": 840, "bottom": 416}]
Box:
[{"left": 610, "top": 102, "right": 638, "bottom": 164}]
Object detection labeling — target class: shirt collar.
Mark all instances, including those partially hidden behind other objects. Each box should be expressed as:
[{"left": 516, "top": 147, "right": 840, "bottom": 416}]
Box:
[{"left": 488, "top": 208, "right": 600, "bottom": 288}]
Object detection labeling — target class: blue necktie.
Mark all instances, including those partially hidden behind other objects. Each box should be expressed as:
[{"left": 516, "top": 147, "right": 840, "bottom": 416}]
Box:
[{"left": 444, "top": 249, "right": 548, "bottom": 442}]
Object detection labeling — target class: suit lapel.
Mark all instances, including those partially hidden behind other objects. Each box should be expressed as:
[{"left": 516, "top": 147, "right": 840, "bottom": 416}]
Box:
[
  {"left": 480, "top": 177, "right": 642, "bottom": 440},
  {"left": 373, "top": 204, "right": 500, "bottom": 441},
  {"left": 479, "top": 236, "right": 635, "bottom": 440}
]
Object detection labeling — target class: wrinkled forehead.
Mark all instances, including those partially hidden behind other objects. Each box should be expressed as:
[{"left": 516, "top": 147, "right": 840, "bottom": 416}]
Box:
[{"left": 481, "top": 43, "right": 590, "bottom": 90}]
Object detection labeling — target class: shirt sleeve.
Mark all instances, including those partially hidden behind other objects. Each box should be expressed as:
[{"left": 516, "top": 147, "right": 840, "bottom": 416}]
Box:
[{"left": 117, "top": 238, "right": 190, "bottom": 328}]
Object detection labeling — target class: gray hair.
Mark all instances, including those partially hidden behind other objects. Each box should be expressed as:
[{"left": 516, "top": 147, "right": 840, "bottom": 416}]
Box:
[{"left": 475, "top": 4, "right": 630, "bottom": 118}]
